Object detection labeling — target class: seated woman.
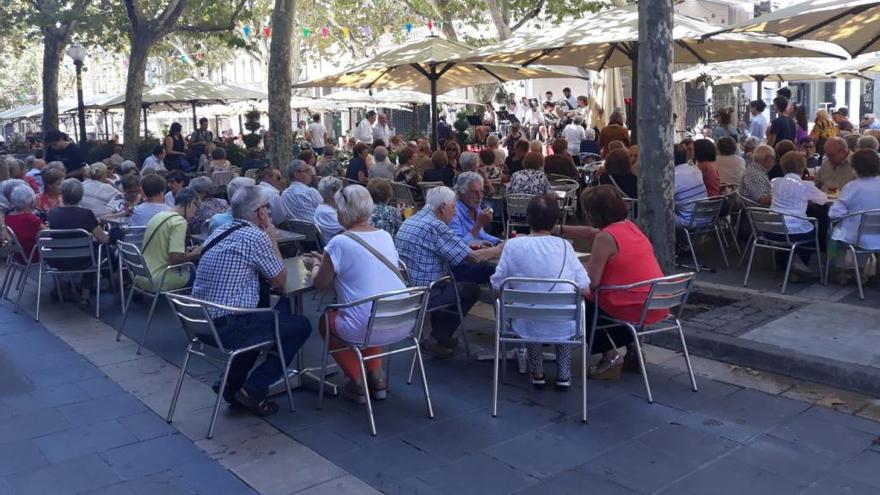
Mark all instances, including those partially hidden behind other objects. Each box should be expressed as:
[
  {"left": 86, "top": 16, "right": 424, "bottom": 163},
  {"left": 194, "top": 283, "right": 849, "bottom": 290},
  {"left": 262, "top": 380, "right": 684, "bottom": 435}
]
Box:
[
  {"left": 80, "top": 163, "right": 122, "bottom": 218},
  {"left": 367, "top": 178, "right": 402, "bottom": 236},
  {"left": 188, "top": 176, "right": 229, "bottom": 234},
  {"left": 490, "top": 194, "right": 589, "bottom": 389},
  {"left": 5, "top": 184, "right": 45, "bottom": 263},
  {"left": 47, "top": 179, "right": 110, "bottom": 309},
  {"left": 478, "top": 149, "right": 503, "bottom": 182},
  {"left": 314, "top": 176, "right": 344, "bottom": 243},
  {"left": 307, "top": 185, "right": 407, "bottom": 404},
  {"left": 543, "top": 139, "right": 579, "bottom": 179},
  {"left": 207, "top": 146, "right": 232, "bottom": 174},
  {"left": 35, "top": 168, "right": 65, "bottom": 213},
  {"left": 598, "top": 148, "right": 638, "bottom": 199},
  {"left": 828, "top": 149, "right": 880, "bottom": 280},
  {"left": 422, "top": 150, "right": 455, "bottom": 188},
  {"left": 581, "top": 185, "right": 666, "bottom": 379},
  {"left": 507, "top": 151, "right": 552, "bottom": 196},
  {"left": 345, "top": 143, "right": 370, "bottom": 185}
]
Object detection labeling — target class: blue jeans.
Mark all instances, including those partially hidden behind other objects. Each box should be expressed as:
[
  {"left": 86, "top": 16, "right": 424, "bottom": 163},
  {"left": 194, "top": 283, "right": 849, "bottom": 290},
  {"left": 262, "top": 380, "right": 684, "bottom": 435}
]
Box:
[
  {"left": 766, "top": 231, "right": 815, "bottom": 267},
  {"left": 214, "top": 298, "right": 311, "bottom": 398}
]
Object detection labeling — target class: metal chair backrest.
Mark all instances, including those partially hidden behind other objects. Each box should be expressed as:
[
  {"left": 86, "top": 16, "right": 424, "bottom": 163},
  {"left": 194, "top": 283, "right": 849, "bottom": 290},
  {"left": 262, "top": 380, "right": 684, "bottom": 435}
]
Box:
[
  {"left": 200, "top": 219, "right": 212, "bottom": 235},
  {"left": 683, "top": 197, "right": 725, "bottom": 229},
  {"left": 391, "top": 181, "right": 417, "bottom": 206},
  {"left": 361, "top": 287, "right": 430, "bottom": 346},
  {"left": 595, "top": 273, "right": 695, "bottom": 328},
  {"left": 4, "top": 226, "right": 31, "bottom": 265},
  {"left": 418, "top": 181, "right": 444, "bottom": 197},
  {"left": 498, "top": 278, "right": 585, "bottom": 334},
  {"left": 623, "top": 197, "right": 638, "bottom": 220},
  {"left": 211, "top": 170, "right": 234, "bottom": 189},
  {"left": 244, "top": 168, "right": 259, "bottom": 180},
  {"left": 746, "top": 207, "right": 792, "bottom": 242},
  {"left": 288, "top": 220, "right": 325, "bottom": 251},
  {"left": 121, "top": 225, "right": 147, "bottom": 248},
  {"left": 735, "top": 190, "right": 762, "bottom": 211},
  {"left": 164, "top": 292, "right": 228, "bottom": 354},
  {"left": 116, "top": 241, "right": 153, "bottom": 287},
  {"left": 37, "top": 229, "right": 96, "bottom": 267},
  {"left": 505, "top": 193, "right": 533, "bottom": 221},
  {"left": 855, "top": 209, "right": 880, "bottom": 247}
]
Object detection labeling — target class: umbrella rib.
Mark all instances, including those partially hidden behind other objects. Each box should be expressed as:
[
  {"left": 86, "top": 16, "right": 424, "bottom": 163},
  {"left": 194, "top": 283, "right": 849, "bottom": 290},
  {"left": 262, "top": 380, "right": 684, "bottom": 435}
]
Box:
[
  {"left": 522, "top": 48, "right": 561, "bottom": 67},
  {"left": 473, "top": 64, "right": 506, "bottom": 83},
  {"left": 675, "top": 40, "right": 707, "bottom": 64},
  {"left": 437, "top": 62, "right": 456, "bottom": 78},
  {"left": 597, "top": 43, "right": 618, "bottom": 72},
  {"left": 788, "top": 4, "right": 875, "bottom": 41},
  {"left": 366, "top": 66, "right": 396, "bottom": 90},
  {"left": 410, "top": 63, "right": 431, "bottom": 79},
  {"left": 853, "top": 29, "right": 880, "bottom": 57}
]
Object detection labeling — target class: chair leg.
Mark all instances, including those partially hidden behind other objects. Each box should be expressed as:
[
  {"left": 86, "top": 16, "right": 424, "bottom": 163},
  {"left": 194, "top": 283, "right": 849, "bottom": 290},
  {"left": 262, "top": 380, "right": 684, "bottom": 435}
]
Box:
[
  {"left": 1, "top": 264, "right": 12, "bottom": 300},
  {"left": 166, "top": 344, "right": 192, "bottom": 423},
  {"left": 824, "top": 243, "right": 833, "bottom": 285},
  {"left": 581, "top": 340, "right": 588, "bottom": 423},
  {"left": 677, "top": 322, "right": 698, "bottom": 392},
  {"left": 275, "top": 331, "right": 295, "bottom": 413},
  {"left": 356, "top": 349, "right": 377, "bottom": 436},
  {"left": 743, "top": 241, "right": 757, "bottom": 287},
  {"left": 207, "top": 356, "right": 233, "bottom": 439},
  {"left": 413, "top": 338, "right": 433, "bottom": 419},
  {"left": 781, "top": 248, "right": 796, "bottom": 294},
  {"left": 739, "top": 233, "right": 754, "bottom": 266},
  {"left": 118, "top": 252, "right": 126, "bottom": 313},
  {"left": 454, "top": 292, "right": 471, "bottom": 361},
  {"left": 35, "top": 268, "right": 43, "bottom": 321},
  {"left": 95, "top": 265, "right": 101, "bottom": 319},
  {"left": 814, "top": 243, "right": 824, "bottom": 286},
  {"left": 136, "top": 293, "right": 161, "bottom": 355},
  {"left": 406, "top": 348, "right": 417, "bottom": 385},
  {"left": 852, "top": 247, "right": 865, "bottom": 300},
  {"left": 318, "top": 319, "right": 331, "bottom": 409},
  {"left": 491, "top": 322, "right": 501, "bottom": 418},
  {"left": 684, "top": 230, "right": 699, "bottom": 272},
  {"left": 116, "top": 287, "right": 136, "bottom": 342},
  {"left": 628, "top": 327, "right": 653, "bottom": 404},
  {"left": 14, "top": 265, "right": 29, "bottom": 314},
  {"left": 714, "top": 226, "right": 729, "bottom": 267}
]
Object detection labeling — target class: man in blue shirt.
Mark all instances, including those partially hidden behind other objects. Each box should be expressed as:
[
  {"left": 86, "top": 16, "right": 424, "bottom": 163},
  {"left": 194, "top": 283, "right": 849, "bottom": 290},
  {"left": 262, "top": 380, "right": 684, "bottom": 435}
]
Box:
[{"left": 449, "top": 171, "right": 501, "bottom": 284}]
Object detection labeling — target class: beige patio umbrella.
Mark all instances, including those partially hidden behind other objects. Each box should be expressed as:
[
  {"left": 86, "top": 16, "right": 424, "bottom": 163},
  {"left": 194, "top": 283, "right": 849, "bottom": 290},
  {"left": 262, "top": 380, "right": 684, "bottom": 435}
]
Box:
[
  {"left": 462, "top": 5, "right": 843, "bottom": 140},
  {"left": 672, "top": 57, "right": 866, "bottom": 88},
  {"left": 590, "top": 68, "right": 625, "bottom": 130},
  {"left": 294, "top": 36, "right": 588, "bottom": 147},
  {"left": 711, "top": 0, "right": 880, "bottom": 58}
]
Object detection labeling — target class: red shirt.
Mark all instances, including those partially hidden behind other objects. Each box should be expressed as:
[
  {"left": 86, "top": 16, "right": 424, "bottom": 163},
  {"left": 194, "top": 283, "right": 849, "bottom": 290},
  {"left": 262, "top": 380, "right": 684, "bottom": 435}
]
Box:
[
  {"left": 698, "top": 161, "right": 721, "bottom": 197},
  {"left": 36, "top": 192, "right": 59, "bottom": 212},
  {"left": 596, "top": 220, "right": 667, "bottom": 325},
  {"left": 5, "top": 212, "right": 42, "bottom": 262}
]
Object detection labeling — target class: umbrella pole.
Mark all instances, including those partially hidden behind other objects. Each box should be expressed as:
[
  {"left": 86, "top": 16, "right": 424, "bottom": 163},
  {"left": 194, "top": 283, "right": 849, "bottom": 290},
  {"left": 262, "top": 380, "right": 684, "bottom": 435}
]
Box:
[
  {"left": 631, "top": 51, "right": 638, "bottom": 144},
  {"left": 754, "top": 75, "right": 765, "bottom": 101},
  {"left": 142, "top": 106, "right": 148, "bottom": 140},
  {"left": 102, "top": 111, "right": 109, "bottom": 141},
  {"left": 191, "top": 102, "right": 198, "bottom": 132},
  {"left": 412, "top": 103, "right": 418, "bottom": 138},
  {"left": 430, "top": 65, "right": 438, "bottom": 150}
]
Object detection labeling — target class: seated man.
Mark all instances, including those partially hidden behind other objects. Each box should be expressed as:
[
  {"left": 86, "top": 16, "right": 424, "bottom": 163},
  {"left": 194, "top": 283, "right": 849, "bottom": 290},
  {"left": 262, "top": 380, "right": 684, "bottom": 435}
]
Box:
[
  {"left": 815, "top": 137, "right": 855, "bottom": 193},
  {"left": 142, "top": 145, "right": 166, "bottom": 173},
  {"left": 673, "top": 144, "right": 707, "bottom": 226},
  {"left": 449, "top": 172, "right": 501, "bottom": 284},
  {"left": 281, "top": 159, "right": 322, "bottom": 222},
  {"left": 164, "top": 170, "right": 185, "bottom": 207},
  {"left": 208, "top": 177, "right": 255, "bottom": 234},
  {"left": 741, "top": 144, "right": 775, "bottom": 206},
  {"left": 138, "top": 188, "right": 201, "bottom": 291},
  {"left": 257, "top": 166, "right": 287, "bottom": 225},
  {"left": 395, "top": 186, "right": 503, "bottom": 358},
  {"left": 105, "top": 174, "right": 142, "bottom": 220},
  {"left": 129, "top": 175, "right": 171, "bottom": 227},
  {"left": 193, "top": 185, "right": 311, "bottom": 416},
  {"left": 829, "top": 149, "right": 880, "bottom": 279}
]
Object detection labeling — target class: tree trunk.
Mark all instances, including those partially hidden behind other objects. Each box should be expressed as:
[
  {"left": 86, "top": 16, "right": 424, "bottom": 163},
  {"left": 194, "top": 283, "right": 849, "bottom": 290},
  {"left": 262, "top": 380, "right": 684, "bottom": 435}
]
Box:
[
  {"left": 121, "top": 35, "right": 151, "bottom": 159},
  {"left": 41, "top": 33, "right": 65, "bottom": 131},
  {"left": 267, "top": 0, "right": 296, "bottom": 168},
  {"left": 636, "top": 0, "right": 675, "bottom": 274},
  {"left": 484, "top": 0, "right": 513, "bottom": 40},
  {"left": 427, "top": 0, "right": 458, "bottom": 41}
]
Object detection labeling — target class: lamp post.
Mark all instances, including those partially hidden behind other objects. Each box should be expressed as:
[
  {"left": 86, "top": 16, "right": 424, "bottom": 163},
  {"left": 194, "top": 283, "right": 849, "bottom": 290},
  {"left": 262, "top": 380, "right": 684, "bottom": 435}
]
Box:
[{"left": 66, "top": 42, "right": 87, "bottom": 144}]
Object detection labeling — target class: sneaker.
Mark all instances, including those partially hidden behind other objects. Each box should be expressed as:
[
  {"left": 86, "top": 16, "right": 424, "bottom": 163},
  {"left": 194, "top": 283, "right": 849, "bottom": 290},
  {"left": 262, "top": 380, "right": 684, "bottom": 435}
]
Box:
[
  {"left": 342, "top": 380, "right": 367, "bottom": 404},
  {"left": 530, "top": 374, "right": 546, "bottom": 389},
  {"left": 422, "top": 339, "right": 454, "bottom": 359},
  {"left": 555, "top": 377, "right": 572, "bottom": 391},
  {"left": 367, "top": 371, "right": 387, "bottom": 401}
]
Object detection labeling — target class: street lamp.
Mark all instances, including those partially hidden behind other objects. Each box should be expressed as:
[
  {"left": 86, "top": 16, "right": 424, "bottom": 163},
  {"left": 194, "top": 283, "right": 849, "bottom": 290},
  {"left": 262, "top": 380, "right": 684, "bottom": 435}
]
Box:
[{"left": 66, "top": 42, "right": 87, "bottom": 144}]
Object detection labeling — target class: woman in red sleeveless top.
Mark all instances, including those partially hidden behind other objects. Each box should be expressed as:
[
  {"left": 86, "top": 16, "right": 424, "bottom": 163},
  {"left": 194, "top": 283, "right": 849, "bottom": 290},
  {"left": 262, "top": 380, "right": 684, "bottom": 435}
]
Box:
[{"left": 582, "top": 186, "right": 667, "bottom": 379}]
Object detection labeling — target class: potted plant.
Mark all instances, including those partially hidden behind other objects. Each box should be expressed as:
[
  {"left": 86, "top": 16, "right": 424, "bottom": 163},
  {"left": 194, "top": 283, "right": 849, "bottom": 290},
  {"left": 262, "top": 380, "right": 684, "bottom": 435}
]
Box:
[
  {"left": 453, "top": 111, "right": 470, "bottom": 147},
  {"left": 242, "top": 109, "right": 262, "bottom": 149}
]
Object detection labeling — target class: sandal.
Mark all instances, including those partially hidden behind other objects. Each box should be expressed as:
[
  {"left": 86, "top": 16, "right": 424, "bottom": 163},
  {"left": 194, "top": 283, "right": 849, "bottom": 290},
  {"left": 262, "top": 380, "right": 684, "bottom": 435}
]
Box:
[
  {"left": 233, "top": 389, "right": 279, "bottom": 417},
  {"left": 589, "top": 353, "right": 623, "bottom": 381}
]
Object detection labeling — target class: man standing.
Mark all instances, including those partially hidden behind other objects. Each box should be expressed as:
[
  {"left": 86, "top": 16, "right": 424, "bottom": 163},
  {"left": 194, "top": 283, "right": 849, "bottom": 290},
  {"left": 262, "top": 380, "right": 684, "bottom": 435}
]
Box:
[
  {"left": 372, "top": 113, "right": 394, "bottom": 145},
  {"left": 354, "top": 110, "right": 376, "bottom": 145},
  {"left": 815, "top": 137, "right": 855, "bottom": 193},
  {"left": 189, "top": 118, "right": 213, "bottom": 163},
  {"left": 395, "top": 186, "right": 502, "bottom": 358},
  {"left": 561, "top": 87, "right": 577, "bottom": 110},
  {"left": 306, "top": 114, "right": 327, "bottom": 155},
  {"left": 281, "top": 159, "right": 323, "bottom": 222},
  {"left": 767, "top": 96, "right": 797, "bottom": 146},
  {"left": 44, "top": 129, "right": 85, "bottom": 179},
  {"left": 514, "top": 96, "right": 529, "bottom": 123},
  {"left": 193, "top": 185, "right": 311, "bottom": 415}
]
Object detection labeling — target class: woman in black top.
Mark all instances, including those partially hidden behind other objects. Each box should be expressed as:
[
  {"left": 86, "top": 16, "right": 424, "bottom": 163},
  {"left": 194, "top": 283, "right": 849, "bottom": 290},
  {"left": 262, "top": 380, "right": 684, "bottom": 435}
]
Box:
[
  {"left": 597, "top": 148, "right": 638, "bottom": 199},
  {"left": 422, "top": 150, "right": 455, "bottom": 188},
  {"left": 345, "top": 142, "right": 370, "bottom": 184},
  {"left": 164, "top": 122, "right": 187, "bottom": 171}
]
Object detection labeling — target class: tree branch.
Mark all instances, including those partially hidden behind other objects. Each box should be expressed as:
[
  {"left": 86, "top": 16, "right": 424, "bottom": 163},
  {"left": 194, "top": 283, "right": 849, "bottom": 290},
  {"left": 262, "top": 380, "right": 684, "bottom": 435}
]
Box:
[
  {"left": 174, "top": 0, "right": 247, "bottom": 33},
  {"left": 510, "top": 0, "right": 545, "bottom": 33},
  {"left": 122, "top": 0, "right": 144, "bottom": 30}
]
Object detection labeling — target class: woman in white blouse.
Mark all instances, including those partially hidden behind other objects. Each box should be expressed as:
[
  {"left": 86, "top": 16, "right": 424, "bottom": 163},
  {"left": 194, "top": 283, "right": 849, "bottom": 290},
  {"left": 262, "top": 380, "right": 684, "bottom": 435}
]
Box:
[
  {"left": 308, "top": 185, "right": 408, "bottom": 404},
  {"left": 829, "top": 149, "right": 880, "bottom": 275},
  {"left": 490, "top": 193, "right": 590, "bottom": 389},
  {"left": 313, "top": 176, "right": 344, "bottom": 243}
]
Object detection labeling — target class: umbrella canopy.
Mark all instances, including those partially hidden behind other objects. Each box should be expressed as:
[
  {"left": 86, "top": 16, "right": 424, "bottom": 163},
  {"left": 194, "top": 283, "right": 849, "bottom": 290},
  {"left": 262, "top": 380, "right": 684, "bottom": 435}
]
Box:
[
  {"left": 295, "top": 36, "right": 589, "bottom": 146},
  {"left": 0, "top": 104, "right": 45, "bottom": 121},
  {"left": 712, "top": 0, "right": 880, "bottom": 58},
  {"left": 371, "top": 89, "right": 479, "bottom": 105},
  {"left": 590, "top": 69, "right": 625, "bottom": 129},
  {"left": 672, "top": 57, "right": 865, "bottom": 85},
  {"left": 99, "top": 78, "right": 266, "bottom": 109},
  {"left": 462, "top": 5, "right": 843, "bottom": 70}
]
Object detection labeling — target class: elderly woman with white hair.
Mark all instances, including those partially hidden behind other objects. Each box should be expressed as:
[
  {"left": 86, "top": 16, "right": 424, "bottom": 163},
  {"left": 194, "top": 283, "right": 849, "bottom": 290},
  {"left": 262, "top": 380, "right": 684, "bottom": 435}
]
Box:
[
  {"left": 5, "top": 184, "right": 45, "bottom": 263},
  {"left": 80, "top": 163, "right": 122, "bottom": 218},
  {"left": 208, "top": 177, "right": 255, "bottom": 234},
  {"left": 368, "top": 146, "right": 395, "bottom": 180},
  {"left": 188, "top": 175, "right": 229, "bottom": 234},
  {"left": 314, "top": 176, "right": 344, "bottom": 243},
  {"left": 306, "top": 184, "right": 406, "bottom": 403}
]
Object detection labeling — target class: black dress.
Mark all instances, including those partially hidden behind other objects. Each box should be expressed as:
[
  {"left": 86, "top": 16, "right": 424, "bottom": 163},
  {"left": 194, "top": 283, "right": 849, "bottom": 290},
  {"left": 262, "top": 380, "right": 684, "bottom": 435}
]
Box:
[{"left": 164, "top": 135, "right": 186, "bottom": 171}]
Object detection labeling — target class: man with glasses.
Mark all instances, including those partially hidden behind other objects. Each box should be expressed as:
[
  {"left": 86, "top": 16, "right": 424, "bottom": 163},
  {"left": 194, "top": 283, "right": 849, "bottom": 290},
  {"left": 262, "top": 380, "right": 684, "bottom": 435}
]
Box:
[
  {"left": 816, "top": 137, "right": 855, "bottom": 194},
  {"left": 258, "top": 166, "right": 286, "bottom": 225},
  {"left": 281, "top": 159, "right": 322, "bottom": 223},
  {"left": 193, "top": 185, "right": 311, "bottom": 416}
]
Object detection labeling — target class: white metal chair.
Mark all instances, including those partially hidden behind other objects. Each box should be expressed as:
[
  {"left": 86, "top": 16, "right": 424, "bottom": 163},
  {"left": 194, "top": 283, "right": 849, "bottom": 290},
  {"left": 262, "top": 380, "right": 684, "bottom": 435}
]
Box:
[
  {"left": 675, "top": 197, "right": 728, "bottom": 271},
  {"left": 35, "top": 229, "right": 109, "bottom": 320},
  {"left": 623, "top": 197, "right": 638, "bottom": 221},
  {"left": 735, "top": 192, "right": 763, "bottom": 266},
  {"left": 116, "top": 225, "right": 147, "bottom": 312},
  {"left": 551, "top": 181, "right": 580, "bottom": 226},
  {"left": 1, "top": 226, "right": 34, "bottom": 314},
  {"left": 391, "top": 181, "right": 418, "bottom": 207},
  {"left": 492, "top": 278, "right": 588, "bottom": 422},
  {"left": 418, "top": 181, "right": 444, "bottom": 199},
  {"left": 164, "top": 292, "right": 295, "bottom": 439},
  {"left": 317, "top": 287, "right": 432, "bottom": 436},
  {"left": 504, "top": 193, "right": 533, "bottom": 238},
  {"left": 287, "top": 219, "right": 325, "bottom": 252},
  {"left": 590, "top": 273, "right": 698, "bottom": 405},
  {"left": 743, "top": 208, "right": 824, "bottom": 294},
  {"left": 825, "top": 209, "right": 880, "bottom": 300},
  {"left": 211, "top": 170, "right": 235, "bottom": 189},
  {"left": 115, "top": 241, "right": 193, "bottom": 354}
]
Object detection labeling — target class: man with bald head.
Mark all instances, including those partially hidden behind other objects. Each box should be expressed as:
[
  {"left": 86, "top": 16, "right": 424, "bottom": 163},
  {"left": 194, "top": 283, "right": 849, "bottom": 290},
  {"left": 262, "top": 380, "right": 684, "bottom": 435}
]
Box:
[{"left": 815, "top": 137, "right": 855, "bottom": 193}]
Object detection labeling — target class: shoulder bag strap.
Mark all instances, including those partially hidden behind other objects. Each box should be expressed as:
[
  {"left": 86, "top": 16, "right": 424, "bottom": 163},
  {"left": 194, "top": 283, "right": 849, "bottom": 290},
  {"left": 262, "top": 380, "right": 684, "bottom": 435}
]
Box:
[
  {"left": 341, "top": 231, "right": 408, "bottom": 285},
  {"left": 201, "top": 222, "right": 248, "bottom": 256},
  {"left": 141, "top": 213, "right": 182, "bottom": 252}
]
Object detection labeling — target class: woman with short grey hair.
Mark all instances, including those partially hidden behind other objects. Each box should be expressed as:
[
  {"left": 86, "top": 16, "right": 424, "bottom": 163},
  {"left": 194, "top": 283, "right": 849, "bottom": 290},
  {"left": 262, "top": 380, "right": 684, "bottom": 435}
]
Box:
[
  {"left": 306, "top": 183, "right": 404, "bottom": 404},
  {"left": 81, "top": 162, "right": 122, "bottom": 218},
  {"left": 5, "top": 184, "right": 44, "bottom": 264},
  {"left": 1, "top": 179, "right": 29, "bottom": 210},
  {"left": 313, "top": 176, "right": 344, "bottom": 242},
  {"left": 188, "top": 175, "right": 229, "bottom": 234},
  {"left": 47, "top": 178, "right": 110, "bottom": 309}
]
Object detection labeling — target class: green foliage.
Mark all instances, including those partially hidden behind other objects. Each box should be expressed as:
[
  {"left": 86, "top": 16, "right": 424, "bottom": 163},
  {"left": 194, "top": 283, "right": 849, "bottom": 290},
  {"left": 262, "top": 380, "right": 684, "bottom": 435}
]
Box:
[
  {"left": 81, "top": 140, "right": 116, "bottom": 163},
  {"left": 0, "top": 43, "right": 42, "bottom": 109},
  {"left": 136, "top": 138, "right": 162, "bottom": 165},
  {"left": 222, "top": 141, "right": 247, "bottom": 167},
  {"left": 244, "top": 110, "right": 262, "bottom": 133}
]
